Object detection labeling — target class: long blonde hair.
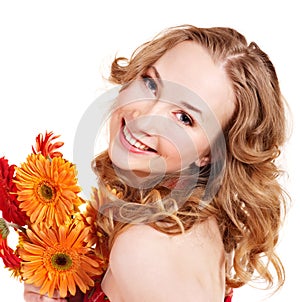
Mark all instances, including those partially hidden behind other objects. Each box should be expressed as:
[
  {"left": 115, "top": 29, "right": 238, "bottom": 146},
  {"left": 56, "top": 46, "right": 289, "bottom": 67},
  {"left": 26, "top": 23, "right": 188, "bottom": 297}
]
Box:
[{"left": 93, "top": 25, "right": 288, "bottom": 292}]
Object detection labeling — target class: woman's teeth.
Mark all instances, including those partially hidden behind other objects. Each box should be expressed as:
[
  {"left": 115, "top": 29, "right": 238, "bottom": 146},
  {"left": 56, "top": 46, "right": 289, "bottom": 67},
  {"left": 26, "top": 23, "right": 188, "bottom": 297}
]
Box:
[{"left": 123, "top": 125, "right": 151, "bottom": 151}]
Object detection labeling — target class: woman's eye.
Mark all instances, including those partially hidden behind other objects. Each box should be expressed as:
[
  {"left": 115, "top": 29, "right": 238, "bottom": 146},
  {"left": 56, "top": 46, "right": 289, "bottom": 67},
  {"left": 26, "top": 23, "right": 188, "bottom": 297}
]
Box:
[
  {"left": 174, "top": 112, "right": 193, "bottom": 126},
  {"left": 142, "top": 76, "right": 158, "bottom": 96}
]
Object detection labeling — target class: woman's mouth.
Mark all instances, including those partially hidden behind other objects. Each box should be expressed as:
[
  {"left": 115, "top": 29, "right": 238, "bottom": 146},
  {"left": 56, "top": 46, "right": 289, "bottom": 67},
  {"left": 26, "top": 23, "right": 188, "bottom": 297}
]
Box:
[{"left": 121, "top": 120, "right": 156, "bottom": 153}]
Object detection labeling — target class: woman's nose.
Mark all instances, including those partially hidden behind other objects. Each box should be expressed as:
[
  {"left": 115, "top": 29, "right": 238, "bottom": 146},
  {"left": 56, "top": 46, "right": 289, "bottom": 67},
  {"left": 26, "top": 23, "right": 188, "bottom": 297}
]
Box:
[
  {"left": 129, "top": 104, "right": 177, "bottom": 139},
  {"left": 134, "top": 100, "right": 167, "bottom": 116}
]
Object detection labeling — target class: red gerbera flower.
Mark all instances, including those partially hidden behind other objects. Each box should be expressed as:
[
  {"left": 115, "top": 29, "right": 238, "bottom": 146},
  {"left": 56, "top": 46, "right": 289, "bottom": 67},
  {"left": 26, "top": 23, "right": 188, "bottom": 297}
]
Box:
[
  {"left": 0, "top": 157, "right": 27, "bottom": 226},
  {"left": 0, "top": 219, "right": 21, "bottom": 276},
  {"left": 84, "top": 279, "right": 109, "bottom": 302},
  {"left": 32, "top": 131, "right": 64, "bottom": 159}
]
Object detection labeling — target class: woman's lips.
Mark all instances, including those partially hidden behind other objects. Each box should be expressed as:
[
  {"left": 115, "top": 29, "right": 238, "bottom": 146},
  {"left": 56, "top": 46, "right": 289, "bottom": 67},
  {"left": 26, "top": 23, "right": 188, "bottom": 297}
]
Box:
[{"left": 120, "top": 120, "right": 156, "bottom": 154}]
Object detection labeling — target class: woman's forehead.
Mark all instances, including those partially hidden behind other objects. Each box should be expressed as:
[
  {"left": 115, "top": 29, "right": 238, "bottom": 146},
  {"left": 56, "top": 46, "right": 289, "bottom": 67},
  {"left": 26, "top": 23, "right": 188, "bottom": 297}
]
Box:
[{"left": 152, "top": 41, "right": 235, "bottom": 126}]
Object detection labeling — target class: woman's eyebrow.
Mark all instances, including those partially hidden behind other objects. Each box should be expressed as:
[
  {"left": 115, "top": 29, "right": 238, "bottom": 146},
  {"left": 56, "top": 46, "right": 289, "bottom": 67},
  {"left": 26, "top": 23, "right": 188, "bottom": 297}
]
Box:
[
  {"left": 180, "top": 101, "right": 203, "bottom": 115},
  {"left": 149, "top": 66, "right": 164, "bottom": 87}
]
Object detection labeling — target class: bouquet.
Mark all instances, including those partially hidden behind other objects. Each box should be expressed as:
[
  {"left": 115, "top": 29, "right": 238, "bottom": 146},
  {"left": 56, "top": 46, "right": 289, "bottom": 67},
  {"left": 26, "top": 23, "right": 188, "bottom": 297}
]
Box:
[{"left": 0, "top": 131, "right": 108, "bottom": 299}]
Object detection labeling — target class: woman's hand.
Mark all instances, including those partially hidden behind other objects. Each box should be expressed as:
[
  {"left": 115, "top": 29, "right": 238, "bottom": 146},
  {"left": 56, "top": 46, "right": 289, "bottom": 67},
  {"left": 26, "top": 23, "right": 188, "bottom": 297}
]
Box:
[
  {"left": 24, "top": 284, "right": 68, "bottom": 302},
  {"left": 24, "top": 283, "right": 84, "bottom": 302}
]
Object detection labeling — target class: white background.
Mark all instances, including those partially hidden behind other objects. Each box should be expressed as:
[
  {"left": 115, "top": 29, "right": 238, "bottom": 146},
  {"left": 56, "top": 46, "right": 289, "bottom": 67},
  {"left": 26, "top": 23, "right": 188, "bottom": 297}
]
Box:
[{"left": 0, "top": 0, "right": 299, "bottom": 301}]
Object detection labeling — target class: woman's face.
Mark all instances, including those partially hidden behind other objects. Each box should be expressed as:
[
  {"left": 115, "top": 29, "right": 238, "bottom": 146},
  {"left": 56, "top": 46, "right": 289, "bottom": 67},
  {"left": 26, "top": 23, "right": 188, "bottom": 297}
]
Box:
[{"left": 108, "top": 41, "right": 235, "bottom": 177}]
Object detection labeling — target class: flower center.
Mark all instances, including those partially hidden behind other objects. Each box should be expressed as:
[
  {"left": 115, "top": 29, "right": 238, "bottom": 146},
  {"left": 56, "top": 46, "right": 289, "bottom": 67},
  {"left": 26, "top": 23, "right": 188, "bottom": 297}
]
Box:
[
  {"left": 37, "top": 182, "right": 56, "bottom": 202},
  {"left": 51, "top": 252, "right": 73, "bottom": 271}
]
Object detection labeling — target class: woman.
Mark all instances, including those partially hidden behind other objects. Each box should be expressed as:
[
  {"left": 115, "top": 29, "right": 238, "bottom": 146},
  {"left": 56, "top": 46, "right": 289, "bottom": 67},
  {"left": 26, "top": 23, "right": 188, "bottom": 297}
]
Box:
[{"left": 24, "top": 24, "right": 288, "bottom": 301}]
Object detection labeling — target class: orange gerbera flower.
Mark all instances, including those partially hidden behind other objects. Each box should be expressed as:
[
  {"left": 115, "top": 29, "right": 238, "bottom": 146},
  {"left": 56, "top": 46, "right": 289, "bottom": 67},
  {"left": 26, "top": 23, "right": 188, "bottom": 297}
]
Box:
[
  {"left": 80, "top": 188, "right": 109, "bottom": 268},
  {"left": 15, "top": 154, "right": 82, "bottom": 227},
  {"left": 19, "top": 221, "right": 104, "bottom": 298}
]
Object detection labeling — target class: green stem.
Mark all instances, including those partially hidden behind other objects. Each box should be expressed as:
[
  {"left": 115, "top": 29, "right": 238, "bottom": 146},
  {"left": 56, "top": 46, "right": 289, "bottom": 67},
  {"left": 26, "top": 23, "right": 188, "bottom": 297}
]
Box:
[{"left": 7, "top": 222, "right": 27, "bottom": 233}]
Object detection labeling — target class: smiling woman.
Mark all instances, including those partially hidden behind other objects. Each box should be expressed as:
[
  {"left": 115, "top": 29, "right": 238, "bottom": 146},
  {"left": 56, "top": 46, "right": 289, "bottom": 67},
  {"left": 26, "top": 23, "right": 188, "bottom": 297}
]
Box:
[
  {"left": 23, "top": 24, "right": 288, "bottom": 302},
  {"left": 108, "top": 41, "right": 234, "bottom": 175}
]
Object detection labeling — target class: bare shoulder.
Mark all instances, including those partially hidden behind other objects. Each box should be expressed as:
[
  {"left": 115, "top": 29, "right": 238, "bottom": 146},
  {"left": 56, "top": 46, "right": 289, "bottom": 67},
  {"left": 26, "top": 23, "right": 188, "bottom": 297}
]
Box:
[
  {"left": 109, "top": 223, "right": 170, "bottom": 269},
  {"left": 108, "top": 217, "right": 225, "bottom": 301},
  {"left": 111, "top": 217, "right": 224, "bottom": 262}
]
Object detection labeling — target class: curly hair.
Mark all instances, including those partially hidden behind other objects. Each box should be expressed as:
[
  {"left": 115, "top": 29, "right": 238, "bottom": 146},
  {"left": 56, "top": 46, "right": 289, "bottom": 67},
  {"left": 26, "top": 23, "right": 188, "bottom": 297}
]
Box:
[{"left": 92, "top": 25, "right": 288, "bottom": 293}]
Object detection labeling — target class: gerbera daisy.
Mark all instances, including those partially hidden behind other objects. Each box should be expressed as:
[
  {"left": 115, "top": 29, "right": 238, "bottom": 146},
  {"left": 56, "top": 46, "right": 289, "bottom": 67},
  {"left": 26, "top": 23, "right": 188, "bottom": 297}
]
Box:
[
  {"left": 0, "top": 219, "right": 22, "bottom": 276},
  {"left": 15, "top": 153, "right": 82, "bottom": 227},
  {"left": 80, "top": 188, "right": 109, "bottom": 267},
  {"left": 0, "top": 157, "right": 27, "bottom": 226},
  {"left": 19, "top": 221, "right": 104, "bottom": 298},
  {"left": 32, "top": 131, "right": 64, "bottom": 158}
]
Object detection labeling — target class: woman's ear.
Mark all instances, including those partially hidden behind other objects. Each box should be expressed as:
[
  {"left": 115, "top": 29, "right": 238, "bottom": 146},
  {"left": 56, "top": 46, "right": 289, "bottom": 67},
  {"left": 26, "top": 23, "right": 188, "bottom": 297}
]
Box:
[{"left": 194, "top": 155, "right": 210, "bottom": 167}]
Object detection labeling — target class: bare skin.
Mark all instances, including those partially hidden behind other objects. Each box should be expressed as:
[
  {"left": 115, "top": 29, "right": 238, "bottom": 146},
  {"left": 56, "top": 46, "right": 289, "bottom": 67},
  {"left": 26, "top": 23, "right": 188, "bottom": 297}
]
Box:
[
  {"left": 24, "top": 284, "right": 83, "bottom": 302},
  {"left": 102, "top": 217, "right": 225, "bottom": 302}
]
